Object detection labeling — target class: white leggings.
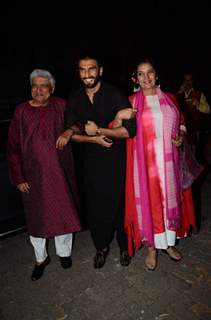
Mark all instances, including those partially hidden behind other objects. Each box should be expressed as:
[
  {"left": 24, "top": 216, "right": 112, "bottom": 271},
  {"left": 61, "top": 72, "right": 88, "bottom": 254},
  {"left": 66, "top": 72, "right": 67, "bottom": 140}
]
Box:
[{"left": 30, "top": 233, "right": 73, "bottom": 263}]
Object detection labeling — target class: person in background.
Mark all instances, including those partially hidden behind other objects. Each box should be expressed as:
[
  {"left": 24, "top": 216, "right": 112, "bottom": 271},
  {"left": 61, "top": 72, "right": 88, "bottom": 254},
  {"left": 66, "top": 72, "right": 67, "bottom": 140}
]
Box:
[
  {"left": 57, "top": 52, "right": 136, "bottom": 269},
  {"left": 177, "top": 73, "right": 210, "bottom": 231},
  {"left": 7, "top": 69, "right": 81, "bottom": 281},
  {"left": 177, "top": 72, "right": 210, "bottom": 159}
]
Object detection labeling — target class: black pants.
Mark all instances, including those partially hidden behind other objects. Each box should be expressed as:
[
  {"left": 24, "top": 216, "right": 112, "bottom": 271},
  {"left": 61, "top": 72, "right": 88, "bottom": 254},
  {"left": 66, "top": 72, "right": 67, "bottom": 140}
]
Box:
[{"left": 87, "top": 195, "right": 128, "bottom": 252}]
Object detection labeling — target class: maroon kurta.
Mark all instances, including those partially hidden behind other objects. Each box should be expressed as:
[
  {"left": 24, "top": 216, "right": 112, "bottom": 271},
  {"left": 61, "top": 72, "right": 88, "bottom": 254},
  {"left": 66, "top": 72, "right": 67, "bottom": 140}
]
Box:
[{"left": 7, "top": 97, "right": 81, "bottom": 237}]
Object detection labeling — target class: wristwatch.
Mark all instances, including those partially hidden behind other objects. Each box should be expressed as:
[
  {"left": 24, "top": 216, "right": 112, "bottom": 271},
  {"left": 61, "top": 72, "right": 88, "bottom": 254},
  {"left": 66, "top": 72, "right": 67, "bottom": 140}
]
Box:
[{"left": 96, "top": 127, "right": 102, "bottom": 136}]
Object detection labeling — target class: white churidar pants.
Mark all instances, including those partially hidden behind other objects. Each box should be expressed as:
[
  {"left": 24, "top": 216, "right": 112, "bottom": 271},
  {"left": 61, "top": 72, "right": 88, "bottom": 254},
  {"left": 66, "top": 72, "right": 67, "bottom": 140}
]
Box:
[{"left": 30, "top": 233, "right": 73, "bottom": 263}]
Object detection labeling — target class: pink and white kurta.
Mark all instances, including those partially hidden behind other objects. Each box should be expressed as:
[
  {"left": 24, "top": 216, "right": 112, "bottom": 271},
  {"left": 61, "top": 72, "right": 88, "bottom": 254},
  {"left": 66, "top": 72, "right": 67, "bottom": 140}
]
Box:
[
  {"left": 125, "top": 88, "right": 182, "bottom": 254},
  {"left": 141, "top": 95, "right": 177, "bottom": 248}
]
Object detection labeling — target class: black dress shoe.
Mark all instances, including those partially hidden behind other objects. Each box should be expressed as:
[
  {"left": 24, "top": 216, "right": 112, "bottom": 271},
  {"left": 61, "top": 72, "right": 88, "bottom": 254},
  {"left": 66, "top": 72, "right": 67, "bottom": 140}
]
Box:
[
  {"left": 59, "top": 256, "right": 72, "bottom": 269},
  {"left": 120, "top": 251, "right": 131, "bottom": 266},
  {"left": 94, "top": 247, "right": 109, "bottom": 269},
  {"left": 31, "top": 256, "right": 50, "bottom": 281}
]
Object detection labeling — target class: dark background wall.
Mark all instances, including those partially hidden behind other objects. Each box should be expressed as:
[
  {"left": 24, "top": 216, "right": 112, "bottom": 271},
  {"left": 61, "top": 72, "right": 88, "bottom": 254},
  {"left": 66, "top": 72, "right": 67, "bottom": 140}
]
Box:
[{"left": 0, "top": 1, "right": 210, "bottom": 101}]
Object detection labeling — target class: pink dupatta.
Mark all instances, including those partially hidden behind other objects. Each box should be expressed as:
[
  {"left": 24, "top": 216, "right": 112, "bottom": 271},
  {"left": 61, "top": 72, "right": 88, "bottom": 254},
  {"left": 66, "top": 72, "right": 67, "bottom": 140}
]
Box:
[{"left": 125, "top": 88, "right": 181, "bottom": 256}]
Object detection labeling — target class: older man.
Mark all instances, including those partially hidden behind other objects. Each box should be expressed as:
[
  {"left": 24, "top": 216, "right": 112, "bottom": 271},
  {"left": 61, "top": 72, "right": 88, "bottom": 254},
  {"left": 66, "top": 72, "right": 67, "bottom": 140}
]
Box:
[{"left": 7, "top": 69, "right": 81, "bottom": 281}]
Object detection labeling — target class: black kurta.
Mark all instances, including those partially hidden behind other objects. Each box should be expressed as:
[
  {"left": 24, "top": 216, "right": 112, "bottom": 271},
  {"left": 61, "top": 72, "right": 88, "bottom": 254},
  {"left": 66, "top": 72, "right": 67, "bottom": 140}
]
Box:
[{"left": 65, "top": 82, "right": 136, "bottom": 250}]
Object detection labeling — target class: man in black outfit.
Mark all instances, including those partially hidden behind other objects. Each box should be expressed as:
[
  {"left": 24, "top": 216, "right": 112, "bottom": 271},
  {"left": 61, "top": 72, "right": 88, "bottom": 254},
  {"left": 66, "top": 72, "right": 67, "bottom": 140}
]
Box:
[{"left": 57, "top": 53, "right": 136, "bottom": 268}]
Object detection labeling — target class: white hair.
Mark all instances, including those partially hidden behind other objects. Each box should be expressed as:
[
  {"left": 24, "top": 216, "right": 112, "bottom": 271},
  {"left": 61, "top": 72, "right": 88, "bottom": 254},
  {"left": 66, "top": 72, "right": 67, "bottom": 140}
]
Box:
[{"left": 30, "top": 69, "right": 55, "bottom": 87}]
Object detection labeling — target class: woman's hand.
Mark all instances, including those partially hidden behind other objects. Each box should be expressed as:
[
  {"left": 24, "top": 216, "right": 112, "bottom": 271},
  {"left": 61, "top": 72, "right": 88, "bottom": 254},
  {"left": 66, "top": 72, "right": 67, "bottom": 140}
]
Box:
[
  {"left": 17, "top": 182, "right": 30, "bottom": 193},
  {"left": 172, "top": 134, "right": 183, "bottom": 147}
]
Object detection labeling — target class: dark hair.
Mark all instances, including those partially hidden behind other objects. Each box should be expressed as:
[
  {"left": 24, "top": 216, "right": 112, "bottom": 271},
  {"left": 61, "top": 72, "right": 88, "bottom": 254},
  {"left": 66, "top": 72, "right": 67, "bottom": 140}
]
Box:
[
  {"left": 130, "top": 57, "right": 160, "bottom": 88},
  {"left": 78, "top": 49, "right": 103, "bottom": 67},
  {"left": 135, "top": 57, "right": 158, "bottom": 73}
]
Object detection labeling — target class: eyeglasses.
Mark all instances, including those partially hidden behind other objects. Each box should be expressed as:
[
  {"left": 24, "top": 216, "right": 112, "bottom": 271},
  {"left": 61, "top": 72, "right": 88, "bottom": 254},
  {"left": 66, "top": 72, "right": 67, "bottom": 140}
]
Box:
[{"left": 31, "top": 84, "right": 51, "bottom": 90}]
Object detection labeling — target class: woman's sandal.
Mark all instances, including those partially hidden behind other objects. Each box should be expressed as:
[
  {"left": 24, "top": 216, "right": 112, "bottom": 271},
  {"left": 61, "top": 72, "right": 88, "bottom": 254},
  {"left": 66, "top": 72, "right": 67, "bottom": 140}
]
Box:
[
  {"left": 162, "top": 246, "right": 182, "bottom": 262},
  {"left": 145, "top": 249, "right": 157, "bottom": 271}
]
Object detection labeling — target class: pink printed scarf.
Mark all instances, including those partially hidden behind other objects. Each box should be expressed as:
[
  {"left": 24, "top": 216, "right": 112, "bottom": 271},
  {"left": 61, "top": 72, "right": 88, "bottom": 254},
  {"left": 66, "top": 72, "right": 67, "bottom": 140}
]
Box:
[{"left": 125, "top": 88, "right": 181, "bottom": 256}]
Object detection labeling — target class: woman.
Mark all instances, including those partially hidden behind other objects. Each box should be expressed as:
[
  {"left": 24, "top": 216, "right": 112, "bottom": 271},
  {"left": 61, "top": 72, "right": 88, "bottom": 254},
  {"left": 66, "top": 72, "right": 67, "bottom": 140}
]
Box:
[{"left": 116, "top": 58, "right": 196, "bottom": 270}]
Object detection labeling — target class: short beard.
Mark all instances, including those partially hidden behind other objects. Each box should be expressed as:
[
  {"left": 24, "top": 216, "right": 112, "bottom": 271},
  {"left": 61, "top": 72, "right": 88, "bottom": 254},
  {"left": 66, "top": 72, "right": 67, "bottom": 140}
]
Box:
[{"left": 82, "top": 75, "right": 101, "bottom": 89}]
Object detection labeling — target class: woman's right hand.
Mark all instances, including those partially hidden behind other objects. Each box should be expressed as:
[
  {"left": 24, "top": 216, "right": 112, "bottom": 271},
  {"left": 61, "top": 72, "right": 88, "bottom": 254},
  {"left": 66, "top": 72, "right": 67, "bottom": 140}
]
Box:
[
  {"left": 17, "top": 182, "right": 30, "bottom": 193},
  {"left": 172, "top": 134, "right": 183, "bottom": 147}
]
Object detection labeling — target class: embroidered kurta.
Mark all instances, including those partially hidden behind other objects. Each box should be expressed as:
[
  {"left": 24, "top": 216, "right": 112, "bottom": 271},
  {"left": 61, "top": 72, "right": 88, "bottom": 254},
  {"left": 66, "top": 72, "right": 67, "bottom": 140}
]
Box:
[{"left": 7, "top": 97, "right": 81, "bottom": 237}]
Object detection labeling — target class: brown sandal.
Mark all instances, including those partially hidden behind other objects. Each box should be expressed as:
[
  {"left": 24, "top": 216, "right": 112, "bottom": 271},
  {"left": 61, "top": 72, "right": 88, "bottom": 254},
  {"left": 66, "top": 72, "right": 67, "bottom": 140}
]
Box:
[{"left": 162, "top": 246, "right": 182, "bottom": 262}]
